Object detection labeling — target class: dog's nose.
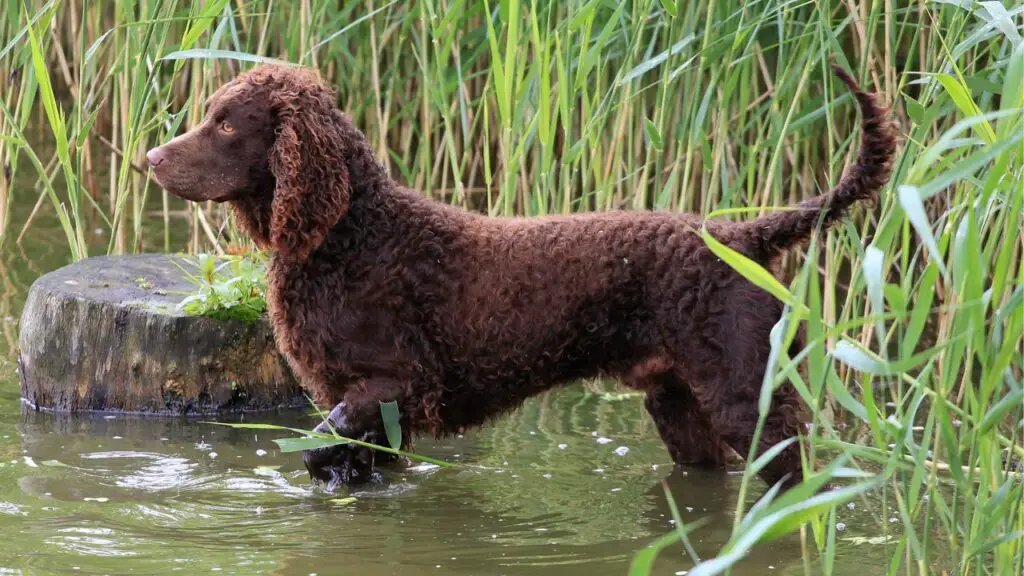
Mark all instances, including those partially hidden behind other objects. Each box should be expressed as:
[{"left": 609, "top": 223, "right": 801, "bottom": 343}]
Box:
[{"left": 146, "top": 147, "right": 166, "bottom": 168}]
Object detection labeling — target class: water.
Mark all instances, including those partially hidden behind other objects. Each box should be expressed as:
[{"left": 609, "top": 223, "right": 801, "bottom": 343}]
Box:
[{"left": 0, "top": 193, "right": 897, "bottom": 575}]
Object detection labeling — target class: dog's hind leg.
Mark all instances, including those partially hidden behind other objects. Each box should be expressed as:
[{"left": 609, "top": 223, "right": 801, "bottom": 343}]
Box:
[
  {"left": 641, "top": 372, "right": 732, "bottom": 467},
  {"left": 687, "top": 286, "right": 808, "bottom": 490}
]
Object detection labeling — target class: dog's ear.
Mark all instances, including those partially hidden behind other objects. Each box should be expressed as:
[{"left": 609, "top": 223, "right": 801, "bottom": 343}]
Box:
[{"left": 268, "top": 86, "right": 350, "bottom": 263}]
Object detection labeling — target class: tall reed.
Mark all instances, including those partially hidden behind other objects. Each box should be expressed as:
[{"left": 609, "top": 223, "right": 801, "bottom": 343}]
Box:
[{"left": 0, "top": 1, "right": 1020, "bottom": 574}]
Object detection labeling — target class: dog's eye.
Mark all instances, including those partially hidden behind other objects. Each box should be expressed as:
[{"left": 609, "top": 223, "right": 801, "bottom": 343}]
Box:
[{"left": 220, "top": 121, "right": 234, "bottom": 133}]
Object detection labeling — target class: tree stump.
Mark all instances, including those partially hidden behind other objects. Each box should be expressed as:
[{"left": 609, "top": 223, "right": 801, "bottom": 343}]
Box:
[{"left": 17, "top": 254, "right": 304, "bottom": 415}]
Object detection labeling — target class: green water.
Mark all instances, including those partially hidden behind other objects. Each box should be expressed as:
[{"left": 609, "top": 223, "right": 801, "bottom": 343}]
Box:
[{"left": 0, "top": 198, "right": 900, "bottom": 576}]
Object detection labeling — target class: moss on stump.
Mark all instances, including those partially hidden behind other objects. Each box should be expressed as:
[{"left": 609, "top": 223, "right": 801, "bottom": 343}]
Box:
[{"left": 17, "top": 254, "right": 304, "bottom": 415}]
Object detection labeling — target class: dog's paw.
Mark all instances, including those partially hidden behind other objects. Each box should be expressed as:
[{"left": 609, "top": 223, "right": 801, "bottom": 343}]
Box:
[{"left": 302, "top": 403, "right": 390, "bottom": 490}]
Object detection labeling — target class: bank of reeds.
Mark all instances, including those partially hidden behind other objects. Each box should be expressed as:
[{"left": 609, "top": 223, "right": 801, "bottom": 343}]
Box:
[{"left": 1, "top": 1, "right": 1021, "bottom": 574}]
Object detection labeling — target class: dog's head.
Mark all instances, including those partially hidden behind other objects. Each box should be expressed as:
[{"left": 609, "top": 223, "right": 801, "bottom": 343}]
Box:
[{"left": 148, "top": 64, "right": 352, "bottom": 262}]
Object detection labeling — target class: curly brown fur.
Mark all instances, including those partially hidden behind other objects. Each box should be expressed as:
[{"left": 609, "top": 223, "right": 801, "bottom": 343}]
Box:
[{"left": 148, "top": 62, "right": 898, "bottom": 491}]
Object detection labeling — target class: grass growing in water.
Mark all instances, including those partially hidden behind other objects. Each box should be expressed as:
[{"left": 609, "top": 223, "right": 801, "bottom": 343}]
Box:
[{"left": 1, "top": 0, "right": 1021, "bottom": 574}]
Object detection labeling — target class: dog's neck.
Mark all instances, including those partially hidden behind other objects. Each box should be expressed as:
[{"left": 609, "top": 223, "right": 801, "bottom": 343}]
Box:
[{"left": 229, "top": 185, "right": 274, "bottom": 250}]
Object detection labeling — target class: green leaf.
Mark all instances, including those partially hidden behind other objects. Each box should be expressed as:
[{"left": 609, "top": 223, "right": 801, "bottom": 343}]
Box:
[
  {"left": 76, "top": 106, "right": 102, "bottom": 149},
  {"left": 883, "top": 284, "right": 906, "bottom": 315},
  {"left": 643, "top": 117, "right": 663, "bottom": 150},
  {"left": 903, "top": 262, "right": 940, "bottom": 353},
  {"left": 180, "top": 0, "right": 231, "bottom": 52},
  {"left": 305, "top": 0, "right": 397, "bottom": 60},
  {"left": 977, "top": 389, "right": 1024, "bottom": 435},
  {"left": 897, "top": 185, "right": 947, "bottom": 276},
  {"left": 690, "top": 480, "right": 882, "bottom": 576},
  {"left": 331, "top": 497, "right": 358, "bottom": 506},
  {"left": 1001, "top": 41, "right": 1024, "bottom": 116},
  {"left": 748, "top": 437, "right": 798, "bottom": 477},
  {"left": 966, "top": 531, "right": 1024, "bottom": 558},
  {"left": 159, "top": 48, "right": 295, "bottom": 66},
  {"left": 658, "top": 0, "right": 677, "bottom": 17},
  {"left": 933, "top": 73, "right": 997, "bottom": 144},
  {"left": 904, "top": 94, "right": 926, "bottom": 124},
  {"left": 568, "top": 0, "right": 602, "bottom": 31},
  {"left": 273, "top": 436, "right": 349, "bottom": 453},
  {"left": 575, "top": 2, "right": 624, "bottom": 90},
  {"left": 825, "top": 369, "right": 870, "bottom": 423},
  {"left": 701, "top": 227, "right": 799, "bottom": 309},
  {"left": 379, "top": 400, "right": 403, "bottom": 451},
  {"left": 862, "top": 246, "right": 887, "bottom": 352},
  {"left": 205, "top": 421, "right": 455, "bottom": 468},
  {"left": 618, "top": 34, "right": 696, "bottom": 85},
  {"left": 628, "top": 516, "right": 708, "bottom": 576}
]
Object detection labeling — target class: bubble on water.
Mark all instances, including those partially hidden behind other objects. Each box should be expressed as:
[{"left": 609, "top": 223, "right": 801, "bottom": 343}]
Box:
[
  {"left": 529, "top": 431, "right": 536, "bottom": 435},
  {"left": 890, "top": 517, "right": 899, "bottom": 523},
  {"left": 675, "top": 571, "right": 688, "bottom": 575},
  {"left": 208, "top": 453, "right": 218, "bottom": 460},
  {"left": 848, "top": 502, "right": 855, "bottom": 510},
  {"left": 613, "top": 446, "right": 630, "bottom": 456},
  {"left": 557, "top": 443, "right": 568, "bottom": 450},
  {"left": 610, "top": 488, "right": 621, "bottom": 493},
  {"left": 104, "top": 415, "right": 116, "bottom": 420},
  {"left": 84, "top": 497, "right": 109, "bottom": 503},
  {"left": 593, "top": 468, "right": 605, "bottom": 474},
  {"left": 686, "top": 506, "right": 694, "bottom": 512},
  {"left": 542, "top": 473, "right": 552, "bottom": 479},
  {"left": 836, "top": 522, "right": 847, "bottom": 531},
  {"left": 596, "top": 437, "right": 613, "bottom": 445},
  {"left": 651, "top": 464, "right": 659, "bottom": 471},
  {"left": 195, "top": 441, "right": 211, "bottom": 451},
  {"left": 256, "top": 449, "right": 267, "bottom": 457}
]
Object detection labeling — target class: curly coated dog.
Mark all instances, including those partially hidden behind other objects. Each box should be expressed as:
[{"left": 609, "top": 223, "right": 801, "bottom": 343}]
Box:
[{"left": 148, "top": 62, "right": 897, "bottom": 492}]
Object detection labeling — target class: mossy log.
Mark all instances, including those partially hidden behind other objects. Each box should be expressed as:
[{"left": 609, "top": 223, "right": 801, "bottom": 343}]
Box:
[{"left": 17, "top": 254, "right": 304, "bottom": 415}]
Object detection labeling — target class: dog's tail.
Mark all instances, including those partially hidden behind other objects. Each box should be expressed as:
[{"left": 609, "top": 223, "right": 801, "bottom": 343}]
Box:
[{"left": 744, "top": 63, "right": 898, "bottom": 261}]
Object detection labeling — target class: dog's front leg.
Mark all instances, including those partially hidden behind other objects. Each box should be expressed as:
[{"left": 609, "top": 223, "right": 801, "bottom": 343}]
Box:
[{"left": 302, "top": 381, "right": 409, "bottom": 491}]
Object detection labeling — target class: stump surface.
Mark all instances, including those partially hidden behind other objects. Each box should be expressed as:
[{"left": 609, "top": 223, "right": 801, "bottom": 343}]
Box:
[{"left": 18, "top": 254, "right": 303, "bottom": 415}]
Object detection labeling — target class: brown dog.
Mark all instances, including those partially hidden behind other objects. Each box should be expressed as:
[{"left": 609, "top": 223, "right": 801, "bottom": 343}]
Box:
[{"left": 148, "top": 63, "right": 897, "bottom": 492}]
